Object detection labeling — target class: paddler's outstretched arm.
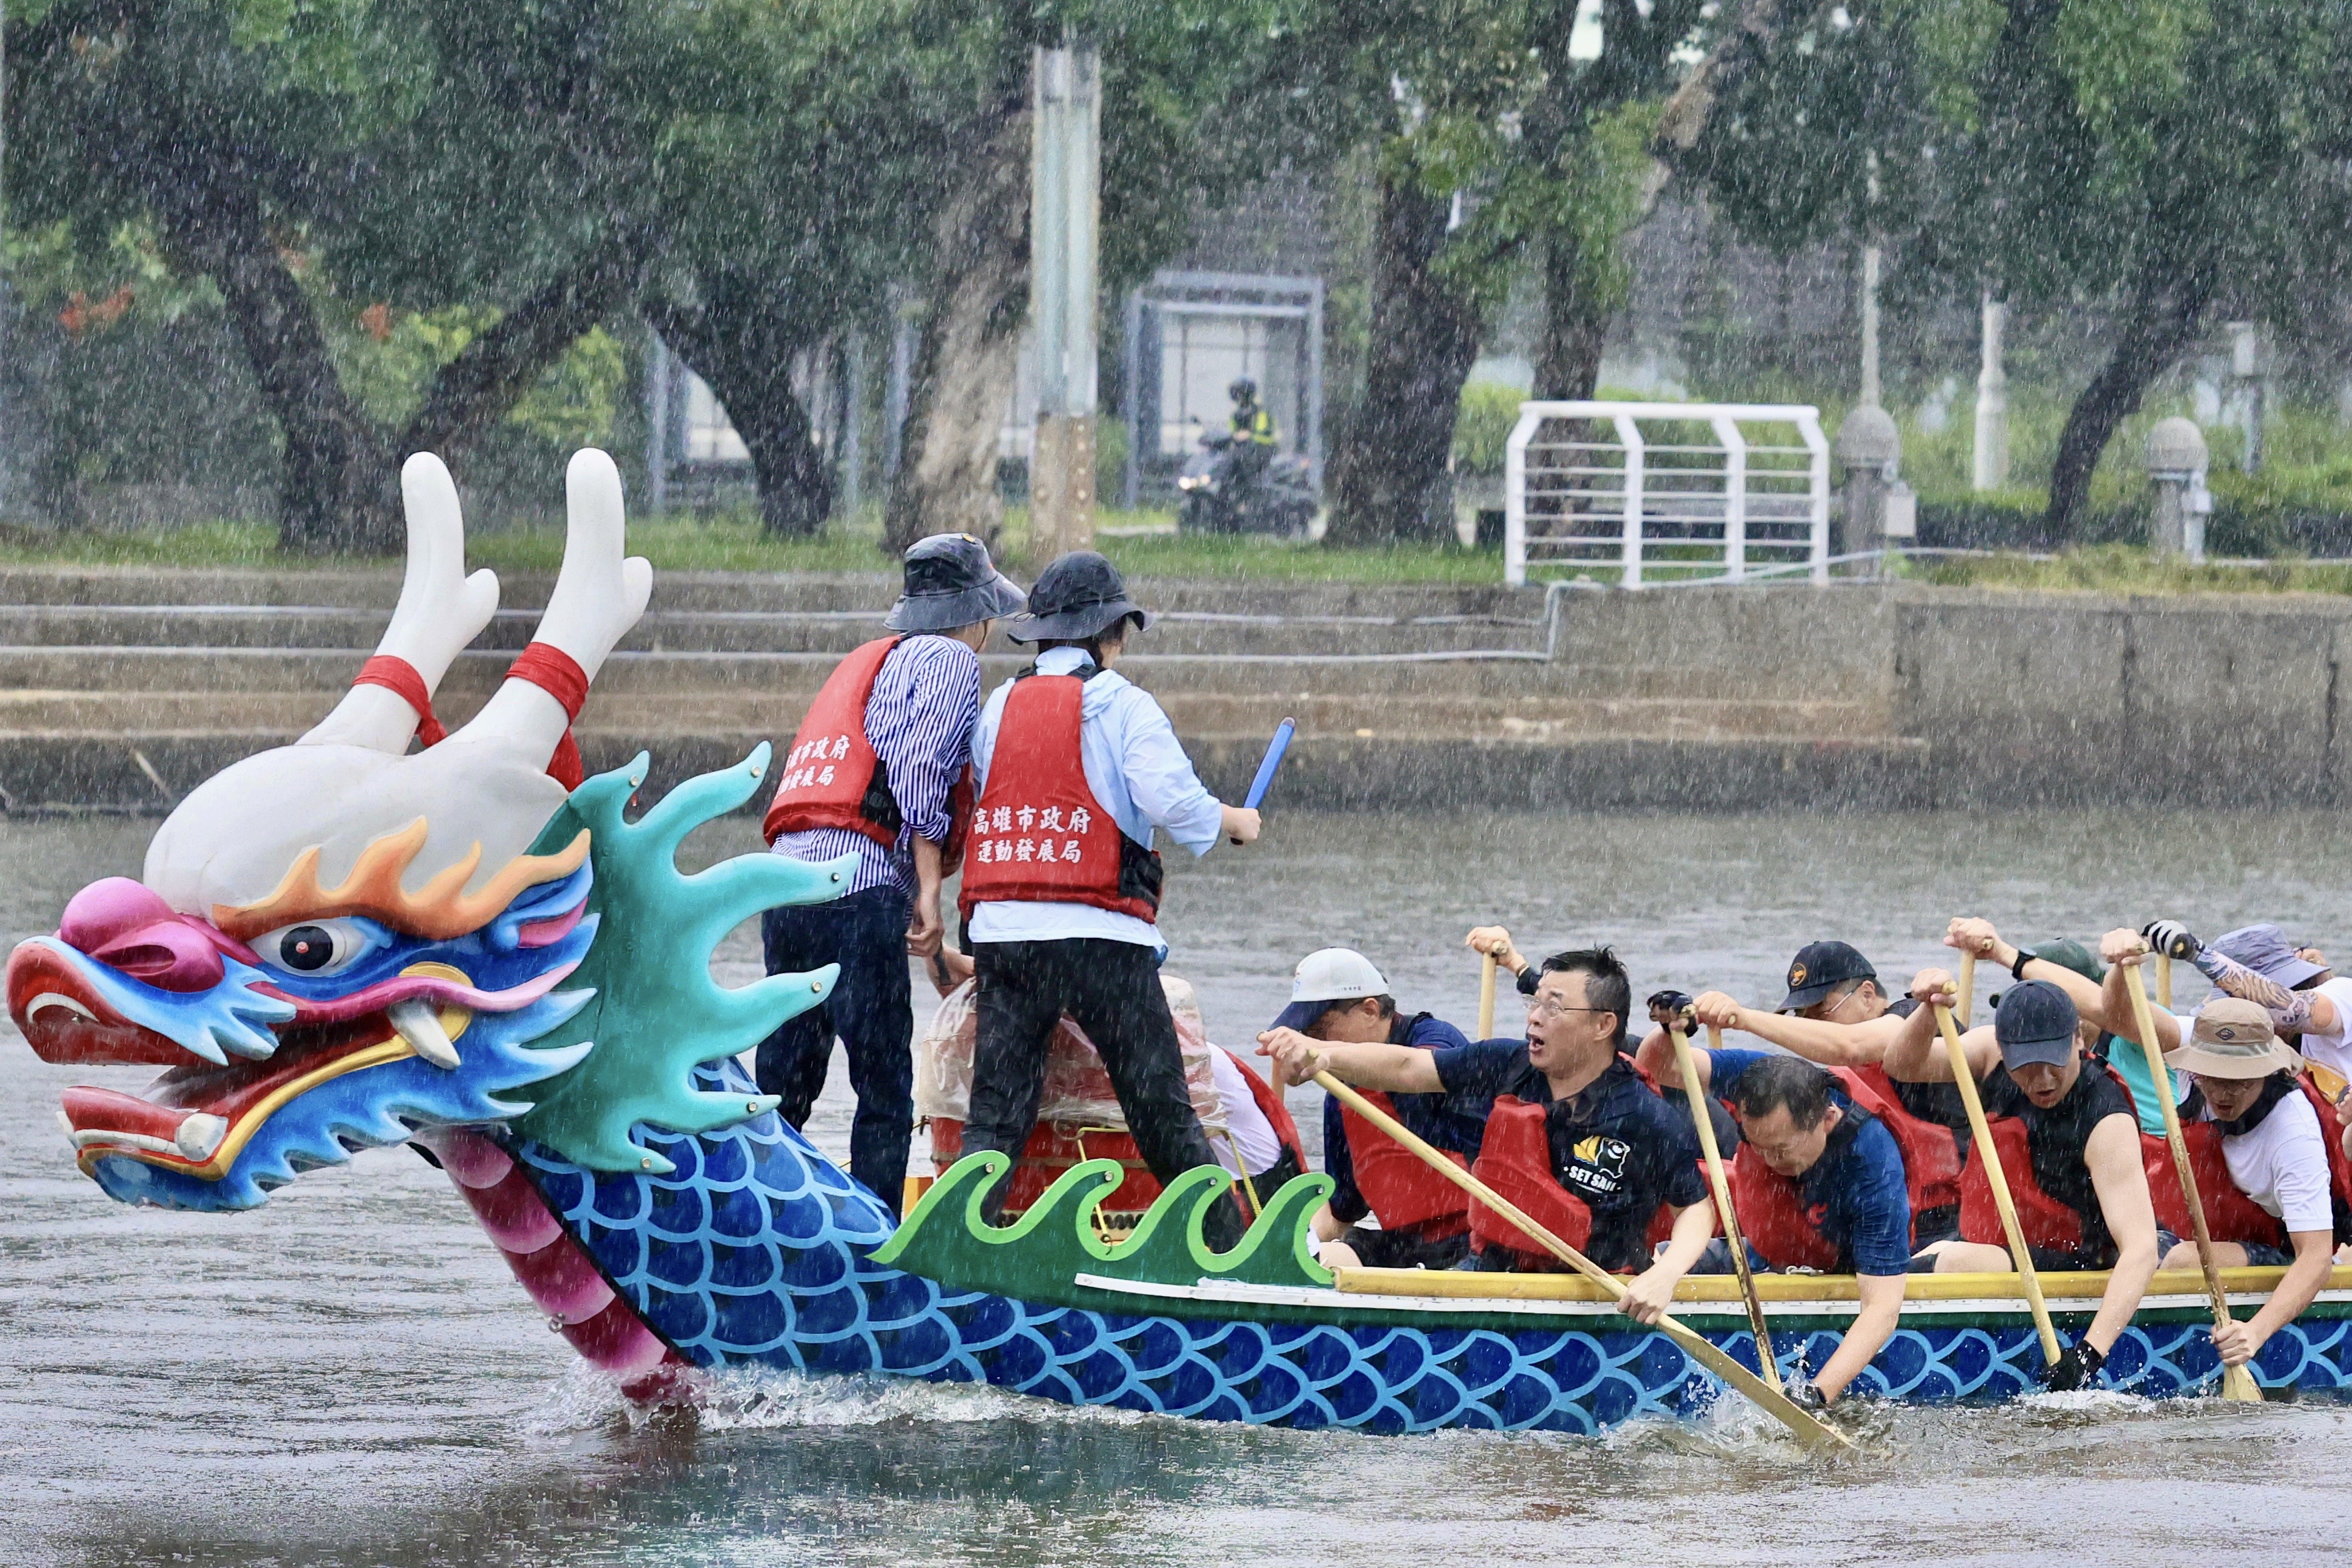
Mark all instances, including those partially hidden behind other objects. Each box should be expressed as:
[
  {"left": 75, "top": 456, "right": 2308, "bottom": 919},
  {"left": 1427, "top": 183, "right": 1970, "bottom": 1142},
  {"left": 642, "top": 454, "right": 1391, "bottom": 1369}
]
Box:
[
  {"left": 1817, "top": 1273, "right": 1905, "bottom": 1405},
  {"left": 2081, "top": 1113, "right": 2162, "bottom": 1357},
  {"left": 1688, "top": 990, "right": 1906, "bottom": 1066},
  {"left": 1258, "top": 1029, "right": 1441, "bottom": 1094},
  {"left": 1883, "top": 969, "right": 2000, "bottom": 1081}
]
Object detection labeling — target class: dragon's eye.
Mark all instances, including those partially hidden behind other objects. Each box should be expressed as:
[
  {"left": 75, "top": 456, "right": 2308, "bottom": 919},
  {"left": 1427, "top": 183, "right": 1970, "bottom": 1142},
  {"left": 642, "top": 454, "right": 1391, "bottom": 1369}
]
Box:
[{"left": 257, "top": 919, "right": 376, "bottom": 977}]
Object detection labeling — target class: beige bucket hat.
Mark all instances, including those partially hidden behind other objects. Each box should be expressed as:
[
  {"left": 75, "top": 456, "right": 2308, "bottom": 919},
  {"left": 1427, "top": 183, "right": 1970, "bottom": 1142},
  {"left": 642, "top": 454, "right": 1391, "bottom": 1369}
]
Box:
[{"left": 2163, "top": 998, "right": 2303, "bottom": 1078}]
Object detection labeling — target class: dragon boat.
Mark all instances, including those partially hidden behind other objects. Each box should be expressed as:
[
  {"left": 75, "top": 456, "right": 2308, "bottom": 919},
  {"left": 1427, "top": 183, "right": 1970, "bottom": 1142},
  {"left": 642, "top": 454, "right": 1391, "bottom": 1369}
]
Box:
[{"left": 17, "top": 448, "right": 2352, "bottom": 1439}]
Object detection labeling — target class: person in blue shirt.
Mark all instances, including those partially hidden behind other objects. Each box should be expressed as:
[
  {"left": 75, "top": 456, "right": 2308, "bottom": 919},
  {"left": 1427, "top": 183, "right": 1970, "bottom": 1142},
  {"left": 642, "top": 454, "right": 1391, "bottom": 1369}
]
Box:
[
  {"left": 1641, "top": 1043, "right": 1911, "bottom": 1407},
  {"left": 1262, "top": 947, "right": 1484, "bottom": 1271},
  {"left": 1264, "top": 947, "right": 1714, "bottom": 1321},
  {"left": 961, "top": 553, "right": 1262, "bottom": 1251}
]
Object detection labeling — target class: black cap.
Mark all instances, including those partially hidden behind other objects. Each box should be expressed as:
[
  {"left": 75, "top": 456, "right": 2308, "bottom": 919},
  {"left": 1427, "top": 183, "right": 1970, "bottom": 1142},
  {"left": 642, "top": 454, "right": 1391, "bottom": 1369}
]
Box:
[
  {"left": 1003, "top": 551, "right": 1154, "bottom": 643},
  {"left": 885, "top": 533, "right": 1028, "bottom": 633},
  {"left": 1994, "top": 979, "right": 2079, "bottom": 1070},
  {"left": 1778, "top": 941, "right": 1876, "bottom": 1013}
]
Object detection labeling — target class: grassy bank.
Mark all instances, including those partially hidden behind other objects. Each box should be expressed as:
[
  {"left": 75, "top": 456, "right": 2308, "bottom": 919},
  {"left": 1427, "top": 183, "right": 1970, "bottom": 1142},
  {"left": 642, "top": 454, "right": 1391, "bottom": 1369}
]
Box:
[
  {"left": 0, "top": 507, "right": 1514, "bottom": 585},
  {"left": 1890, "top": 545, "right": 2352, "bottom": 597}
]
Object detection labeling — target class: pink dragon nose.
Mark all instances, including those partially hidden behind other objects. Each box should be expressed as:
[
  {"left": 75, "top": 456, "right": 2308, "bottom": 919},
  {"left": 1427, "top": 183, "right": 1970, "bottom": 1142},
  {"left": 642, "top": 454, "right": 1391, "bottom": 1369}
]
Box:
[{"left": 57, "top": 877, "right": 225, "bottom": 993}]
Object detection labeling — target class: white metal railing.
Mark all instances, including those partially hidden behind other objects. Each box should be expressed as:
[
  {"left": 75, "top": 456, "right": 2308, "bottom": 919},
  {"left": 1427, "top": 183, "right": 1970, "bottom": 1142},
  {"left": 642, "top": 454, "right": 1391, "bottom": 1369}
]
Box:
[{"left": 1503, "top": 401, "right": 1830, "bottom": 589}]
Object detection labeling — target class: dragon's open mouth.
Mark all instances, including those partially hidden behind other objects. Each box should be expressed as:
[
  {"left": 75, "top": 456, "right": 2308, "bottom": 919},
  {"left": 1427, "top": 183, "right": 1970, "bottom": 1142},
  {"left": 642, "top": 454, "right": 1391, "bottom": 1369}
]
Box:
[
  {"left": 19, "top": 951, "right": 474, "bottom": 1181},
  {"left": 58, "top": 1015, "right": 429, "bottom": 1179}
]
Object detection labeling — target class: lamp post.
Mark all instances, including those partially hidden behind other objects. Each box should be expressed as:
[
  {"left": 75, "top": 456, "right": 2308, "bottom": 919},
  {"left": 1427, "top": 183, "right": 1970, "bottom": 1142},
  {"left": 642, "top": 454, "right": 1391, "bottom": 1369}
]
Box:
[{"left": 1028, "top": 43, "right": 1101, "bottom": 557}]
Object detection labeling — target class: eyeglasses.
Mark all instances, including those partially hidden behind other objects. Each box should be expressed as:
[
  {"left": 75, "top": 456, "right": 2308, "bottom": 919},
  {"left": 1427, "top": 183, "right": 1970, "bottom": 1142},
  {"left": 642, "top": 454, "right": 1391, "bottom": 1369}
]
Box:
[{"left": 1527, "top": 997, "right": 1611, "bottom": 1022}]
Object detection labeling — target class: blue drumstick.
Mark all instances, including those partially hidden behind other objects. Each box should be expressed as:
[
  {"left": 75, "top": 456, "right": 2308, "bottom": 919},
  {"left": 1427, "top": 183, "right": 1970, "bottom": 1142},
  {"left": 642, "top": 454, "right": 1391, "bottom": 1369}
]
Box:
[{"left": 1243, "top": 718, "right": 1296, "bottom": 810}]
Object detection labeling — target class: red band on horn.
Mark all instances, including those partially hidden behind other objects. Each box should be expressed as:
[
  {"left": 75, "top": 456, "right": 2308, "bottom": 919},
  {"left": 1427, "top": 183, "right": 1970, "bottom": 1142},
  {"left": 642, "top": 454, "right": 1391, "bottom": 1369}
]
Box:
[
  {"left": 505, "top": 641, "right": 590, "bottom": 790},
  {"left": 353, "top": 655, "right": 446, "bottom": 747}
]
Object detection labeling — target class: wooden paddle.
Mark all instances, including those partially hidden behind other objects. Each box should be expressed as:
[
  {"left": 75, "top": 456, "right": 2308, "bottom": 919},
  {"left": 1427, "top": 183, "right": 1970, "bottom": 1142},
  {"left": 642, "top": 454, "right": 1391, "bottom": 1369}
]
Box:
[
  {"left": 2157, "top": 953, "right": 2173, "bottom": 1011},
  {"left": 1931, "top": 1002, "right": 2062, "bottom": 1365},
  {"left": 1671, "top": 1020, "right": 1783, "bottom": 1395},
  {"left": 2120, "top": 961, "right": 2264, "bottom": 1403},
  {"left": 1957, "top": 952, "right": 1977, "bottom": 1030},
  {"left": 1311, "top": 1069, "right": 1851, "bottom": 1449},
  {"left": 1477, "top": 951, "right": 1499, "bottom": 1040}
]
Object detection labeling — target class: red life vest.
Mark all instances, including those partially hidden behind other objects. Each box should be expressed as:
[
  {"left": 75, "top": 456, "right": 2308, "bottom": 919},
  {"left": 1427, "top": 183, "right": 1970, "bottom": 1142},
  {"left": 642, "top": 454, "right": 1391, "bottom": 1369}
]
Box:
[
  {"left": 1217, "top": 1047, "right": 1309, "bottom": 1170},
  {"left": 1730, "top": 1147, "right": 1843, "bottom": 1272},
  {"left": 1341, "top": 1091, "right": 1473, "bottom": 1238},
  {"left": 763, "top": 637, "right": 902, "bottom": 848},
  {"left": 2146, "top": 1075, "right": 2352, "bottom": 1247},
  {"left": 1845, "top": 1064, "right": 1963, "bottom": 1221},
  {"left": 957, "top": 672, "right": 1163, "bottom": 922},
  {"left": 1959, "top": 1116, "right": 2085, "bottom": 1251},
  {"left": 1467, "top": 1096, "right": 1595, "bottom": 1264}
]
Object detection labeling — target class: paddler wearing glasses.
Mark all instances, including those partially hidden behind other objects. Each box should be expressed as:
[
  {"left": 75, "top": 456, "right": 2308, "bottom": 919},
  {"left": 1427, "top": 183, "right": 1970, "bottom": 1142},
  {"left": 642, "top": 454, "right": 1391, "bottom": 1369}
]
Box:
[
  {"left": 958, "top": 552, "right": 1263, "bottom": 1252},
  {"left": 2082, "top": 937, "right": 2352, "bottom": 1368},
  {"left": 1260, "top": 947, "right": 1715, "bottom": 1323},
  {"left": 1886, "top": 972, "right": 2163, "bottom": 1391}
]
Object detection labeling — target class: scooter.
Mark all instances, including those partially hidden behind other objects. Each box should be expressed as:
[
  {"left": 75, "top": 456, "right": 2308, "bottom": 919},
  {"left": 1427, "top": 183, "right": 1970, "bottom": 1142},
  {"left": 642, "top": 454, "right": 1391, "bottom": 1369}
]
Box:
[{"left": 1175, "top": 431, "right": 1319, "bottom": 537}]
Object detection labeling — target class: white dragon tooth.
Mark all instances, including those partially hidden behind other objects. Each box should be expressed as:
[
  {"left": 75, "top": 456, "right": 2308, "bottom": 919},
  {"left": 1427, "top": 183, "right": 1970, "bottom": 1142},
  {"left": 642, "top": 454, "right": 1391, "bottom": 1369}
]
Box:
[
  {"left": 389, "top": 998, "right": 461, "bottom": 1069},
  {"left": 175, "top": 1114, "right": 229, "bottom": 1160}
]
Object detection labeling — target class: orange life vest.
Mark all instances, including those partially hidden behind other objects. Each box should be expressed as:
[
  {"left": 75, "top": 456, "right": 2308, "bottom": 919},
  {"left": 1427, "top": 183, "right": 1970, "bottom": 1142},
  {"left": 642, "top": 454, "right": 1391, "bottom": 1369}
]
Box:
[
  {"left": 957, "top": 672, "right": 1162, "bottom": 922},
  {"left": 1845, "top": 1063, "right": 1963, "bottom": 1221}
]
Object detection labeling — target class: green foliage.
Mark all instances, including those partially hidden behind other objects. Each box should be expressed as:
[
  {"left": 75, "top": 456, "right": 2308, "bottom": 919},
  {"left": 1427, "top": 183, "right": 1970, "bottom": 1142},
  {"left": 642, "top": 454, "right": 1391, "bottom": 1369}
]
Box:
[{"left": 1451, "top": 381, "right": 1524, "bottom": 477}]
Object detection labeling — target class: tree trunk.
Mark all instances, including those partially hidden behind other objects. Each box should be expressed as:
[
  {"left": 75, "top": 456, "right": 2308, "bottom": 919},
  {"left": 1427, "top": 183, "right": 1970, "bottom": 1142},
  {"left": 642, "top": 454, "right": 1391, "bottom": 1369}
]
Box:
[
  {"left": 885, "top": 107, "right": 1031, "bottom": 554},
  {"left": 1325, "top": 175, "right": 1485, "bottom": 547},
  {"left": 2045, "top": 267, "right": 2212, "bottom": 536},
  {"left": 149, "top": 171, "right": 400, "bottom": 553},
  {"left": 1535, "top": 232, "right": 1610, "bottom": 401},
  {"left": 643, "top": 275, "right": 832, "bottom": 536}
]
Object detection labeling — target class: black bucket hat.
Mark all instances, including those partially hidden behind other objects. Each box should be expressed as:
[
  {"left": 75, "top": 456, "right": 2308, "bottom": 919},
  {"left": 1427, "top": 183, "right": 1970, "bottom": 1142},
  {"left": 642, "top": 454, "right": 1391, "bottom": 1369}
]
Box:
[
  {"left": 885, "top": 533, "right": 1028, "bottom": 634},
  {"left": 1003, "top": 551, "right": 1153, "bottom": 644}
]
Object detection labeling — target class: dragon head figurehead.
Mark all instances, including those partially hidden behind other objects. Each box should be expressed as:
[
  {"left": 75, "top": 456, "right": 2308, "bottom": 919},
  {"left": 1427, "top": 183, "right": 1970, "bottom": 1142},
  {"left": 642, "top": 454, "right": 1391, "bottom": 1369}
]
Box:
[{"left": 9, "top": 450, "right": 848, "bottom": 1210}]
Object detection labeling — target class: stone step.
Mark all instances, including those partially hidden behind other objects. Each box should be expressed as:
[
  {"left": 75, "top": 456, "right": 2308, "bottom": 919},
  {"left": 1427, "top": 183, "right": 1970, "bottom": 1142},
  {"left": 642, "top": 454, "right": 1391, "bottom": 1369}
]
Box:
[
  {"left": 0, "top": 729, "right": 1935, "bottom": 814},
  {"left": 0, "top": 645, "right": 1820, "bottom": 703},
  {"left": 0, "top": 604, "right": 1547, "bottom": 659},
  {"left": 0, "top": 688, "right": 1887, "bottom": 743}
]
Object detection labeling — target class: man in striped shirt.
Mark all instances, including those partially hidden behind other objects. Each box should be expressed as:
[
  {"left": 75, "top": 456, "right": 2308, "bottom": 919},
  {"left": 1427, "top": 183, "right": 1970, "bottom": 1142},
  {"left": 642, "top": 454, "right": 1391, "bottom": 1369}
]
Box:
[{"left": 757, "top": 534, "right": 1025, "bottom": 1212}]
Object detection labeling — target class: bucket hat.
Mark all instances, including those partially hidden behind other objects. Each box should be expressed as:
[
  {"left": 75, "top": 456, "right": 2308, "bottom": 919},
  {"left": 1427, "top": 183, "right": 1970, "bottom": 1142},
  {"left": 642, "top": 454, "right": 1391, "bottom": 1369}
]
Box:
[
  {"left": 885, "top": 533, "right": 1028, "bottom": 634},
  {"left": 1003, "top": 551, "right": 1153, "bottom": 644},
  {"left": 2165, "top": 999, "right": 2301, "bottom": 1079},
  {"left": 2210, "top": 924, "right": 2327, "bottom": 991}
]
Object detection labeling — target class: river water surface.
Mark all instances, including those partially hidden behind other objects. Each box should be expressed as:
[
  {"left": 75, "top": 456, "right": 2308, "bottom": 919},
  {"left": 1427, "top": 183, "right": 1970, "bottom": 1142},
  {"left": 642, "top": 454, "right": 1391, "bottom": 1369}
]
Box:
[{"left": 7, "top": 808, "right": 2351, "bottom": 1566}]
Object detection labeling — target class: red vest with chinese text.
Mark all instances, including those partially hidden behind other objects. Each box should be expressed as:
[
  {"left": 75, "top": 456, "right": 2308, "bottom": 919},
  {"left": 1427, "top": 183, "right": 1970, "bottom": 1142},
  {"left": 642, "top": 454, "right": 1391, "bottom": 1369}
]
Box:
[
  {"left": 958, "top": 672, "right": 1162, "bottom": 921},
  {"left": 763, "top": 637, "right": 900, "bottom": 847}
]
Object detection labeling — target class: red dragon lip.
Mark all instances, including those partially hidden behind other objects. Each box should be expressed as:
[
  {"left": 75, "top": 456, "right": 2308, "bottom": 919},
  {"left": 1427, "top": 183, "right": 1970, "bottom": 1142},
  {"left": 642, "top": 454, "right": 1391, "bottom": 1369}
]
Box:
[{"left": 7, "top": 941, "right": 187, "bottom": 1066}]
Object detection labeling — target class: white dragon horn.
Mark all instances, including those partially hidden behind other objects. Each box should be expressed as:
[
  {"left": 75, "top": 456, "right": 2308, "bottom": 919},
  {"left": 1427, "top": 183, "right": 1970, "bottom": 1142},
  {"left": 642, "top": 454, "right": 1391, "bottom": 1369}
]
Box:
[
  {"left": 441, "top": 449, "right": 652, "bottom": 771},
  {"left": 300, "top": 453, "right": 501, "bottom": 753}
]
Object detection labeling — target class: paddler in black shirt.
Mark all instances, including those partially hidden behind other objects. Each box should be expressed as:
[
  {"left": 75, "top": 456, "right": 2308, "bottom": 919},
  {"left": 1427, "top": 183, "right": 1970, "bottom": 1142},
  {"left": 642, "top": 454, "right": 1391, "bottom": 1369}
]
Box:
[
  {"left": 1263, "top": 946, "right": 1713, "bottom": 1323},
  {"left": 1885, "top": 972, "right": 2161, "bottom": 1391}
]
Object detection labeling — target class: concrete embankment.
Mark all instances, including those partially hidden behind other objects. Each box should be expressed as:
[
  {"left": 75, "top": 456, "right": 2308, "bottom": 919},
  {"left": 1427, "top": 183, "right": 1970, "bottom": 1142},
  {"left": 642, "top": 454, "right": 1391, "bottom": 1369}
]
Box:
[{"left": 0, "top": 563, "right": 2336, "bottom": 811}]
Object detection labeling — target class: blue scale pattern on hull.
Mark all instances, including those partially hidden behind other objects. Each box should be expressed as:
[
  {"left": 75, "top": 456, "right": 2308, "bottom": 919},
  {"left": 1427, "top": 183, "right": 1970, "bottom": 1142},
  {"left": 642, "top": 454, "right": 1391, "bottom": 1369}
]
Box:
[{"left": 509, "top": 1062, "right": 2352, "bottom": 1431}]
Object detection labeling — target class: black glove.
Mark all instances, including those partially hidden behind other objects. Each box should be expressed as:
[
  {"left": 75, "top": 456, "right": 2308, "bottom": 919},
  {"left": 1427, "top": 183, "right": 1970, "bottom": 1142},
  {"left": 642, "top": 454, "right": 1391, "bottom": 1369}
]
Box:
[
  {"left": 1787, "top": 1383, "right": 1828, "bottom": 1412},
  {"left": 2142, "top": 919, "right": 2203, "bottom": 963},
  {"left": 1647, "top": 989, "right": 1696, "bottom": 1023},
  {"left": 2042, "top": 1337, "right": 2106, "bottom": 1392}
]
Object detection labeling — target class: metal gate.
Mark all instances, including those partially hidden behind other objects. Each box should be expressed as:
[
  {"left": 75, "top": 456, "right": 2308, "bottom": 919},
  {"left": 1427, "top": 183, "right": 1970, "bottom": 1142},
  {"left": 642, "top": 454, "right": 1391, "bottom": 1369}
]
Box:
[{"left": 1503, "top": 401, "right": 1829, "bottom": 589}]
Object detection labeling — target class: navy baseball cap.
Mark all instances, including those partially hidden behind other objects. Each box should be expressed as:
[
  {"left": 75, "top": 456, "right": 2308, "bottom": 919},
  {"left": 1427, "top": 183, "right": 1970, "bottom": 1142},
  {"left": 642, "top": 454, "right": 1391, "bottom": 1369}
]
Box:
[
  {"left": 1779, "top": 941, "right": 1876, "bottom": 1012},
  {"left": 1995, "top": 979, "right": 2079, "bottom": 1070}
]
